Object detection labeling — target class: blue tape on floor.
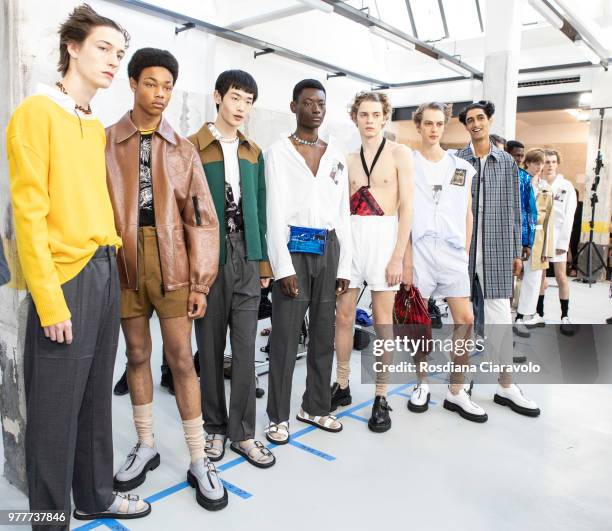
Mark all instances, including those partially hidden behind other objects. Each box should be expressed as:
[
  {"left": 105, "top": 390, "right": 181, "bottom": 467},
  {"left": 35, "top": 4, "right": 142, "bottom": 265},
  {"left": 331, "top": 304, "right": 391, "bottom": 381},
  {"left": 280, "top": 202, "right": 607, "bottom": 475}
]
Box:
[
  {"left": 288, "top": 440, "right": 336, "bottom": 461},
  {"left": 88, "top": 380, "right": 421, "bottom": 523},
  {"left": 145, "top": 480, "right": 188, "bottom": 504},
  {"left": 395, "top": 392, "right": 412, "bottom": 399},
  {"left": 346, "top": 413, "right": 369, "bottom": 423},
  {"left": 72, "top": 519, "right": 128, "bottom": 531},
  {"left": 102, "top": 521, "right": 130, "bottom": 531},
  {"left": 222, "top": 479, "right": 252, "bottom": 499},
  {"left": 73, "top": 522, "right": 104, "bottom": 530},
  {"left": 218, "top": 455, "right": 246, "bottom": 472}
]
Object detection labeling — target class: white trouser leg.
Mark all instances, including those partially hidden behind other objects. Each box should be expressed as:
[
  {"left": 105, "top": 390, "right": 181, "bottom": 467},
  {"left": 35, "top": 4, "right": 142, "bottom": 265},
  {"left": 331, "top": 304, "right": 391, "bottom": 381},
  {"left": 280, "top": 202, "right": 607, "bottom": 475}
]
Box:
[{"left": 517, "top": 259, "right": 543, "bottom": 316}]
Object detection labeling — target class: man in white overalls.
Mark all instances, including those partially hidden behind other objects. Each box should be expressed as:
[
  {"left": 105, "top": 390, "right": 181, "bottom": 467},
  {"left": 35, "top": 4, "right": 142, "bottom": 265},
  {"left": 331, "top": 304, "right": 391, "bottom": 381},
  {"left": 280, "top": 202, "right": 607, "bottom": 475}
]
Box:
[{"left": 406, "top": 102, "right": 487, "bottom": 422}]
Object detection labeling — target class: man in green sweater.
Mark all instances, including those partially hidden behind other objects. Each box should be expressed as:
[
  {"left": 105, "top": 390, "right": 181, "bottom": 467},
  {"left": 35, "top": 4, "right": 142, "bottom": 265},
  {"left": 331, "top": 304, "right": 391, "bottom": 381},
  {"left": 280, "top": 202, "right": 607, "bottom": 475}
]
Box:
[{"left": 189, "top": 70, "right": 275, "bottom": 468}]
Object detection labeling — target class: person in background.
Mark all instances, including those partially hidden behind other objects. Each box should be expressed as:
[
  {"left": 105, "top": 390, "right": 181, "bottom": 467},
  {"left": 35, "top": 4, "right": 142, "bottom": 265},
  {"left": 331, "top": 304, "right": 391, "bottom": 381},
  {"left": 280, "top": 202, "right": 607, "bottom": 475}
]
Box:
[
  {"left": 568, "top": 187, "right": 583, "bottom": 277},
  {"left": 538, "top": 149, "right": 577, "bottom": 335},
  {"left": 490, "top": 134, "right": 506, "bottom": 150},
  {"left": 506, "top": 140, "right": 526, "bottom": 167},
  {"left": 514, "top": 149, "right": 555, "bottom": 336}
]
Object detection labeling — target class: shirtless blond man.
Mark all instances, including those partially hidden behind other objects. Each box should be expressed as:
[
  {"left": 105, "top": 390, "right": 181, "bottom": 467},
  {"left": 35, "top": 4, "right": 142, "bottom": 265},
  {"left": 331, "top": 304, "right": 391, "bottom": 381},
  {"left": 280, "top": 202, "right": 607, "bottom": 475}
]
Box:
[{"left": 332, "top": 91, "right": 413, "bottom": 432}]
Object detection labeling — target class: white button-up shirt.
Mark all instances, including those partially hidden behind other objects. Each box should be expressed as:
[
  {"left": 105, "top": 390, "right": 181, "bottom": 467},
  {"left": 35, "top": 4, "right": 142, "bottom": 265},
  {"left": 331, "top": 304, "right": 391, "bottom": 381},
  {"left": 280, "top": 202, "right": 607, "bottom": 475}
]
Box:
[{"left": 265, "top": 135, "right": 352, "bottom": 281}]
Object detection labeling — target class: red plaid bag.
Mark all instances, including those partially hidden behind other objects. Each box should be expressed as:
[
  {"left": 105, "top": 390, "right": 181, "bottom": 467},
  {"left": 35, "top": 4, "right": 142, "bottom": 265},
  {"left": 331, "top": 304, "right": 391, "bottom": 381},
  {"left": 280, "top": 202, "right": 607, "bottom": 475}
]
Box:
[{"left": 393, "top": 285, "right": 432, "bottom": 351}]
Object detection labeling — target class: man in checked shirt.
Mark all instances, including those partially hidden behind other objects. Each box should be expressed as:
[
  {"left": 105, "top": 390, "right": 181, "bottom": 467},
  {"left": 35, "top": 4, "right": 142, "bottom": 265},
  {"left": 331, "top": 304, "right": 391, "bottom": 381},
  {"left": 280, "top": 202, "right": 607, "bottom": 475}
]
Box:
[{"left": 455, "top": 101, "right": 540, "bottom": 419}]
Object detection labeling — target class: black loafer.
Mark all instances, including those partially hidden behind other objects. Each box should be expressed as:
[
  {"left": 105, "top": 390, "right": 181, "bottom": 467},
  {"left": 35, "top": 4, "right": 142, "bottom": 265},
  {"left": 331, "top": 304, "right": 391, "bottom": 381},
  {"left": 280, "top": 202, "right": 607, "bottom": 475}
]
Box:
[
  {"left": 193, "top": 350, "right": 201, "bottom": 377},
  {"left": 160, "top": 363, "right": 175, "bottom": 395},
  {"left": 330, "top": 382, "right": 352, "bottom": 412},
  {"left": 113, "top": 364, "right": 129, "bottom": 396},
  {"left": 368, "top": 396, "right": 392, "bottom": 433}
]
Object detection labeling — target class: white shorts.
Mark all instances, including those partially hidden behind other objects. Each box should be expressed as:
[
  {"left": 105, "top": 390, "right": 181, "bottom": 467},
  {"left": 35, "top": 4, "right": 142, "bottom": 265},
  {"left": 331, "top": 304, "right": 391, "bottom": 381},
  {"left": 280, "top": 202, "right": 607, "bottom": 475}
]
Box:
[
  {"left": 413, "top": 237, "right": 470, "bottom": 299},
  {"left": 349, "top": 215, "right": 400, "bottom": 292},
  {"left": 549, "top": 251, "right": 567, "bottom": 263}
]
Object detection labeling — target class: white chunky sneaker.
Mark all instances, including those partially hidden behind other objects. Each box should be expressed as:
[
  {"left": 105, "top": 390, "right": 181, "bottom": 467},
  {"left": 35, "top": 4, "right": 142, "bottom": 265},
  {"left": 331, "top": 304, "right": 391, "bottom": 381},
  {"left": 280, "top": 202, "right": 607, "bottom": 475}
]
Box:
[
  {"left": 187, "top": 458, "right": 228, "bottom": 511},
  {"left": 443, "top": 387, "right": 488, "bottom": 423},
  {"left": 407, "top": 382, "right": 430, "bottom": 413},
  {"left": 513, "top": 318, "right": 531, "bottom": 338},
  {"left": 524, "top": 314, "right": 545, "bottom": 328},
  {"left": 560, "top": 316, "right": 578, "bottom": 336},
  {"left": 114, "top": 442, "right": 160, "bottom": 492},
  {"left": 494, "top": 384, "right": 540, "bottom": 417}
]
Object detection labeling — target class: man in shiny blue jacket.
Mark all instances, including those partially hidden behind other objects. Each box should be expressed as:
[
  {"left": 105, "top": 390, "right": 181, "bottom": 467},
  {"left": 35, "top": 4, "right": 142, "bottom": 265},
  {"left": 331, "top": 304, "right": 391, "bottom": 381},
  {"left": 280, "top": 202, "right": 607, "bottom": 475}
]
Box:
[{"left": 507, "top": 140, "right": 537, "bottom": 258}]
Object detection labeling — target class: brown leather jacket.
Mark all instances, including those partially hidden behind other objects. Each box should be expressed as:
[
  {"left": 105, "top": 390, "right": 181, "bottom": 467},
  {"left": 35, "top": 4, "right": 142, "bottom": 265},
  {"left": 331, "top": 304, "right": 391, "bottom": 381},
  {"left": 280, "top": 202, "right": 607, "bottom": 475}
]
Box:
[{"left": 105, "top": 112, "right": 219, "bottom": 294}]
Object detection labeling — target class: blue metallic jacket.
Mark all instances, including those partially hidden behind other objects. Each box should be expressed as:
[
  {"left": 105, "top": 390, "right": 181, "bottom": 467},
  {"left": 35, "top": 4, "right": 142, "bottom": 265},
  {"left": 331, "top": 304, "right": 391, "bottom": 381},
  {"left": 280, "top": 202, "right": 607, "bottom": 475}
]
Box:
[{"left": 519, "top": 168, "right": 537, "bottom": 248}]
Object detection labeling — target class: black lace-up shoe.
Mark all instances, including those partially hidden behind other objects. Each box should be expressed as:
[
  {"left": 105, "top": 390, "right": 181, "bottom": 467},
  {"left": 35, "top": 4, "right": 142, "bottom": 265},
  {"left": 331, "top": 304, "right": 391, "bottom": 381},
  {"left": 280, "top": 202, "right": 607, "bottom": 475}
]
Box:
[
  {"left": 330, "top": 382, "right": 352, "bottom": 412},
  {"left": 368, "top": 395, "right": 392, "bottom": 433}
]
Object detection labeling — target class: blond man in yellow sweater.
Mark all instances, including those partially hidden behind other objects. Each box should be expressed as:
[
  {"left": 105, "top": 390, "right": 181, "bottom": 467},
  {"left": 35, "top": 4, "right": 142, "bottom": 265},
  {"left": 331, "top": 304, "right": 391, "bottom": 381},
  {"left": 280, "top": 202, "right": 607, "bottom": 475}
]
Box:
[{"left": 6, "top": 5, "right": 150, "bottom": 527}]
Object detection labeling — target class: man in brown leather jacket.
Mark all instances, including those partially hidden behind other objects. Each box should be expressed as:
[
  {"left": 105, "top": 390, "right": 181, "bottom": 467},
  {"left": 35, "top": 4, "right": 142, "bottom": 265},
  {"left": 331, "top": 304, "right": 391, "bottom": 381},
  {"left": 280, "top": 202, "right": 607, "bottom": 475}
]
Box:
[{"left": 105, "top": 48, "right": 228, "bottom": 511}]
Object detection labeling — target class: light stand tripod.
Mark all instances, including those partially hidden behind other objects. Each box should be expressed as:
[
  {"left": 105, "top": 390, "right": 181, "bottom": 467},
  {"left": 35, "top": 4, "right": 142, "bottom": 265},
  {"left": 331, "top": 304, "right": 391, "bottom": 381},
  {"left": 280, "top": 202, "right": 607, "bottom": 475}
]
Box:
[{"left": 576, "top": 107, "right": 608, "bottom": 285}]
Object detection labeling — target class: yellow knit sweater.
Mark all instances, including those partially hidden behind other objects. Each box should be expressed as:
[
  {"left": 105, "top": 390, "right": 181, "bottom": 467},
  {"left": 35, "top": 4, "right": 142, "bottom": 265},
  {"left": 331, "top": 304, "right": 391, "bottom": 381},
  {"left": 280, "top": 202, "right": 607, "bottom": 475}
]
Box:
[{"left": 7, "top": 95, "right": 121, "bottom": 326}]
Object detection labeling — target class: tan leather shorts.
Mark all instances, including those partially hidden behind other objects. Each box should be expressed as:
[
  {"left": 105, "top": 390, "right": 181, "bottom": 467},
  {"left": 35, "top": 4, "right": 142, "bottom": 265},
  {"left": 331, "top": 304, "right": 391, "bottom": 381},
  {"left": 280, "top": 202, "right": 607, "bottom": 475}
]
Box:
[{"left": 120, "top": 227, "right": 189, "bottom": 319}]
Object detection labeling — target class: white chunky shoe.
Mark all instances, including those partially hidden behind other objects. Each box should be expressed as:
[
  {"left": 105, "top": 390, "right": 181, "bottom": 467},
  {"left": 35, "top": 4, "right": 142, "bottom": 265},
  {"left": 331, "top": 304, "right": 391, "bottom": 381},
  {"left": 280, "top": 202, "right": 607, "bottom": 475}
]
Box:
[
  {"left": 407, "top": 382, "right": 430, "bottom": 413},
  {"left": 524, "top": 314, "right": 545, "bottom": 328},
  {"left": 443, "top": 386, "right": 488, "bottom": 423},
  {"left": 560, "top": 316, "right": 578, "bottom": 336},
  {"left": 513, "top": 318, "right": 531, "bottom": 338},
  {"left": 494, "top": 384, "right": 540, "bottom": 417}
]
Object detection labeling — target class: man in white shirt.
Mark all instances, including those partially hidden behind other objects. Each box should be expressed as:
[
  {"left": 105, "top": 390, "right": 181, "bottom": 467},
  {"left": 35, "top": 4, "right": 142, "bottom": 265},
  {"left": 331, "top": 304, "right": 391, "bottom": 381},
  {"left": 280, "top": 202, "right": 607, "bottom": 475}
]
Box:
[
  {"left": 264, "top": 79, "right": 351, "bottom": 444},
  {"left": 404, "top": 102, "right": 487, "bottom": 422},
  {"left": 537, "top": 149, "right": 578, "bottom": 335},
  {"left": 332, "top": 91, "right": 413, "bottom": 433}
]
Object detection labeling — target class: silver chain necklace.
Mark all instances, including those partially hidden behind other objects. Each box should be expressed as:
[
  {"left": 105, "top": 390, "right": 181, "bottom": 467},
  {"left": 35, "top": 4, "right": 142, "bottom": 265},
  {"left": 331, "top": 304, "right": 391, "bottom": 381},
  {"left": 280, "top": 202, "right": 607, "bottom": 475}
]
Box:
[
  {"left": 208, "top": 123, "right": 239, "bottom": 144},
  {"left": 291, "top": 132, "right": 319, "bottom": 146}
]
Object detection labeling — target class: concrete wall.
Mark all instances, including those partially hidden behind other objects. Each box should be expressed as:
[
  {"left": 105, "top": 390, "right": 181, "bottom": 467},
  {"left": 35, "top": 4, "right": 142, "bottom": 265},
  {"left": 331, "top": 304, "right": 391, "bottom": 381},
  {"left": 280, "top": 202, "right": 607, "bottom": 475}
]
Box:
[{"left": 0, "top": 0, "right": 28, "bottom": 492}]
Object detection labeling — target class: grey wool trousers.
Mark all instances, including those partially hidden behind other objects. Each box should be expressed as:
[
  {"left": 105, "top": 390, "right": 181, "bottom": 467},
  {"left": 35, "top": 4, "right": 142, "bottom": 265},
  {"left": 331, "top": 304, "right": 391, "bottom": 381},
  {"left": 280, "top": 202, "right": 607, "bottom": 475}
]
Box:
[
  {"left": 266, "top": 231, "right": 340, "bottom": 424},
  {"left": 195, "top": 233, "right": 260, "bottom": 441},
  {"left": 24, "top": 246, "right": 120, "bottom": 530}
]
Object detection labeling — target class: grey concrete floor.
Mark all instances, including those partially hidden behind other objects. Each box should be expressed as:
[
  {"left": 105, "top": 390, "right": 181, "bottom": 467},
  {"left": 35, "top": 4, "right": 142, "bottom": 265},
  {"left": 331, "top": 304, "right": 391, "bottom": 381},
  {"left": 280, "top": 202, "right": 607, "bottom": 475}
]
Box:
[{"left": 1, "top": 279, "right": 610, "bottom": 531}]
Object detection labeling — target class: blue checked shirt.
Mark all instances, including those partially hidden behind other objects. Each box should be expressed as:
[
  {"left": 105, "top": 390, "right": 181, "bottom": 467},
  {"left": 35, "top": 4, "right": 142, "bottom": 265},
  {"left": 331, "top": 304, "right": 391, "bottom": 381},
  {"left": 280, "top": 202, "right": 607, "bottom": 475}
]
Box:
[{"left": 456, "top": 144, "right": 522, "bottom": 299}]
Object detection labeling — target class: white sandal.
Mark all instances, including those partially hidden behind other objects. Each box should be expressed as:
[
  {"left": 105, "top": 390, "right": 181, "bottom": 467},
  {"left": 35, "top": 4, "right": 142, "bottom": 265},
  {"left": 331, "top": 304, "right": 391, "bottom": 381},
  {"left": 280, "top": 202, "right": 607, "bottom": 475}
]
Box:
[
  {"left": 265, "top": 421, "right": 290, "bottom": 445},
  {"left": 296, "top": 409, "right": 343, "bottom": 433},
  {"left": 205, "top": 433, "right": 226, "bottom": 462},
  {"left": 73, "top": 492, "right": 151, "bottom": 520}
]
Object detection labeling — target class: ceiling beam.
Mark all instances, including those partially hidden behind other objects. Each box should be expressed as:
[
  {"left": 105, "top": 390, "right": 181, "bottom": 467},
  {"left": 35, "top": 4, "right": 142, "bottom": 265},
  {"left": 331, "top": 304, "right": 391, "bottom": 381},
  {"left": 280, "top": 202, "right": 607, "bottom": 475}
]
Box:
[
  {"left": 530, "top": 0, "right": 608, "bottom": 69},
  {"left": 105, "top": 0, "right": 610, "bottom": 91},
  {"left": 321, "top": 0, "right": 483, "bottom": 79},
  {"left": 227, "top": 6, "right": 312, "bottom": 31}
]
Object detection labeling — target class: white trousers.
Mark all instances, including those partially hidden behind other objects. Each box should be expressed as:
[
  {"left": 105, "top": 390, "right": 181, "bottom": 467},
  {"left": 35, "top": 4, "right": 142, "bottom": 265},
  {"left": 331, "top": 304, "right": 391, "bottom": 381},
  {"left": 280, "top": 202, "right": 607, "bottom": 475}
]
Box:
[
  {"left": 475, "top": 247, "right": 512, "bottom": 325},
  {"left": 475, "top": 244, "right": 513, "bottom": 374},
  {"left": 517, "top": 257, "right": 544, "bottom": 316}
]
